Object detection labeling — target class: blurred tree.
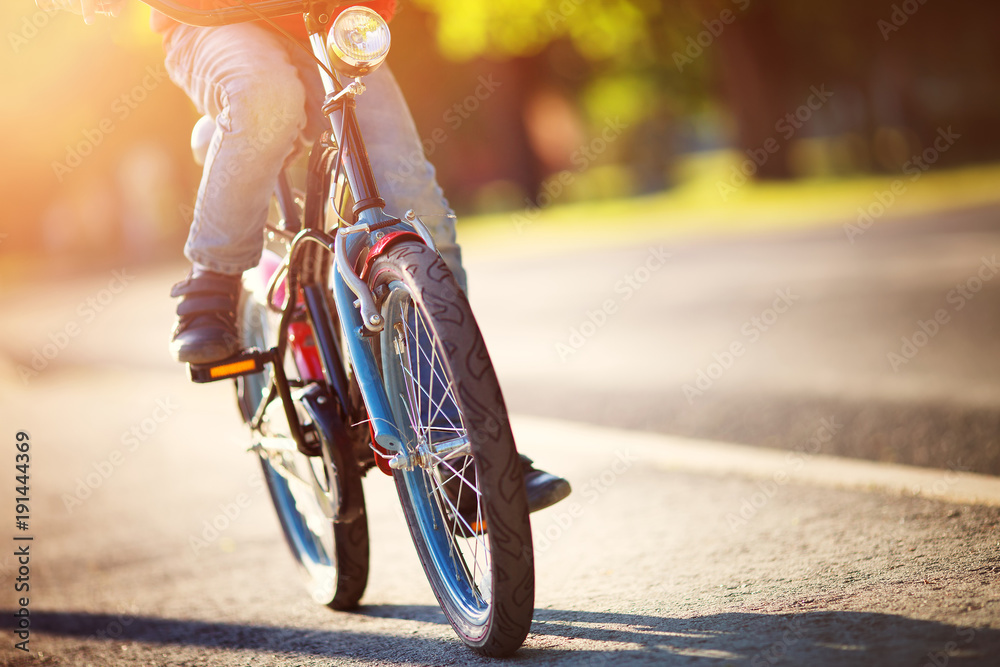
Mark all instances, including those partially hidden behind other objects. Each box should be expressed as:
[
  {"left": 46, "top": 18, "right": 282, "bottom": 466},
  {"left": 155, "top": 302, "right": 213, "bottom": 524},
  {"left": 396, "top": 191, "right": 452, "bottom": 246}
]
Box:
[
  {"left": 0, "top": 4, "right": 196, "bottom": 270},
  {"left": 405, "top": 0, "right": 682, "bottom": 201},
  {"left": 410, "top": 0, "right": 1000, "bottom": 186},
  {"left": 4, "top": 0, "right": 1000, "bottom": 269},
  {"left": 697, "top": 0, "right": 1000, "bottom": 177}
]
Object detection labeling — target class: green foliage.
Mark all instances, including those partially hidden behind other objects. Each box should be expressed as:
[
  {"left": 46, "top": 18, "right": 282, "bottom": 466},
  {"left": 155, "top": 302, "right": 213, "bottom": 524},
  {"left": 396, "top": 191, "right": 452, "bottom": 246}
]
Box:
[
  {"left": 411, "top": 0, "right": 655, "bottom": 63},
  {"left": 581, "top": 73, "right": 658, "bottom": 127}
]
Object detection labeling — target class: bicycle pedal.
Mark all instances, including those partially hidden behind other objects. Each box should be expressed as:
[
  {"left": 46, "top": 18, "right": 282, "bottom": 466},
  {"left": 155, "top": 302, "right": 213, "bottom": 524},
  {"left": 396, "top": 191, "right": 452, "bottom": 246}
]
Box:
[{"left": 189, "top": 348, "right": 271, "bottom": 383}]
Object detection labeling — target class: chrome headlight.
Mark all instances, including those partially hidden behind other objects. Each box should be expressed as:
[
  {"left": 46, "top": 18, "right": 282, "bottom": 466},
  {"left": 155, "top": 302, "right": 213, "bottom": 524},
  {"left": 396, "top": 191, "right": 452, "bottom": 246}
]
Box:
[{"left": 326, "top": 6, "right": 391, "bottom": 78}]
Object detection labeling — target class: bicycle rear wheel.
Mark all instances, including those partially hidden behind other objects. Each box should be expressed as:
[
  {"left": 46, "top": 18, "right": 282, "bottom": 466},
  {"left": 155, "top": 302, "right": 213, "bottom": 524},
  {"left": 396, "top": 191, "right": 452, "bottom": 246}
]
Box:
[
  {"left": 237, "top": 287, "right": 369, "bottom": 610},
  {"left": 368, "top": 241, "right": 534, "bottom": 656}
]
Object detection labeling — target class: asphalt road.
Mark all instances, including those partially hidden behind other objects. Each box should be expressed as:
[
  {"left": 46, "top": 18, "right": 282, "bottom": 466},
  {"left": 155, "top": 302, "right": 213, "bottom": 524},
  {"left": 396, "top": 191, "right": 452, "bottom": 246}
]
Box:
[
  {"left": 470, "top": 202, "right": 1000, "bottom": 476},
  {"left": 1, "top": 203, "right": 999, "bottom": 665}
]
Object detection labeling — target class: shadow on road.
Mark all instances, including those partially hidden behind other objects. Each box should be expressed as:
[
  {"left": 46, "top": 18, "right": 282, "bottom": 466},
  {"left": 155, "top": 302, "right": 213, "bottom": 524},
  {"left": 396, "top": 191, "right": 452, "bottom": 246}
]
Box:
[{"left": 4, "top": 606, "right": 998, "bottom": 665}]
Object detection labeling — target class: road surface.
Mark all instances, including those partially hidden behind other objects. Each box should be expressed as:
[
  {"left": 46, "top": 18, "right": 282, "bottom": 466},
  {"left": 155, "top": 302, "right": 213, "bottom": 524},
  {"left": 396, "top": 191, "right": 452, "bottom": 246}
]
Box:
[{"left": 1, "top": 203, "right": 999, "bottom": 665}]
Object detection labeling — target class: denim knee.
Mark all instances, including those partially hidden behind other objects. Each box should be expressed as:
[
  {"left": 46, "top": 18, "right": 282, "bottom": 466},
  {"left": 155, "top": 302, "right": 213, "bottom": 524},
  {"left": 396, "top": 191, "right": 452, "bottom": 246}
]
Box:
[{"left": 218, "top": 71, "right": 308, "bottom": 161}]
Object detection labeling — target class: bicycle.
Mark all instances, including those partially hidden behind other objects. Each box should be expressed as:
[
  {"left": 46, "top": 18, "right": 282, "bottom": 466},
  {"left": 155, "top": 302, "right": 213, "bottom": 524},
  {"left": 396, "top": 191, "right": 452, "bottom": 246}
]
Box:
[{"left": 143, "top": 0, "right": 535, "bottom": 656}]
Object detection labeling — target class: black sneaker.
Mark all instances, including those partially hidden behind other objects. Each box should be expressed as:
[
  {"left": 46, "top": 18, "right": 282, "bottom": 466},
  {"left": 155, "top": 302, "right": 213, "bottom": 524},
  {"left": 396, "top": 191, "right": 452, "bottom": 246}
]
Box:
[
  {"left": 169, "top": 268, "right": 242, "bottom": 364},
  {"left": 441, "top": 454, "right": 571, "bottom": 537},
  {"left": 520, "top": 455, "right": 571, "bottom": 513}
]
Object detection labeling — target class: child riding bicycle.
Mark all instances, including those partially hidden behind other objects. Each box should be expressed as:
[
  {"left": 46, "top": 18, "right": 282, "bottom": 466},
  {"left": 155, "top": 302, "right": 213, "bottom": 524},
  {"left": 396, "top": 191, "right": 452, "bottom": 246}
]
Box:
[{"left": 41, "top": 0, "right": 571, "bottom": 513}]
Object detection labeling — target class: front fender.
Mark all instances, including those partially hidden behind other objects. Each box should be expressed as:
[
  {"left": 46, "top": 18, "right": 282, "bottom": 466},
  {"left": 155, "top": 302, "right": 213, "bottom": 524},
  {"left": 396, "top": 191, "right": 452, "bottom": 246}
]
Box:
[{"left": 358, "top": 230, "right": 425, "bottom": 282}]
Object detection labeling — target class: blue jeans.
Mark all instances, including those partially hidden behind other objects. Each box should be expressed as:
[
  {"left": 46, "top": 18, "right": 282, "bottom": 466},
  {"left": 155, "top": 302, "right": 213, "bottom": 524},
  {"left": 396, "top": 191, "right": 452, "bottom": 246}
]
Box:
[{"left": 162, "top": 22, "right": 466, "bottom": 291}]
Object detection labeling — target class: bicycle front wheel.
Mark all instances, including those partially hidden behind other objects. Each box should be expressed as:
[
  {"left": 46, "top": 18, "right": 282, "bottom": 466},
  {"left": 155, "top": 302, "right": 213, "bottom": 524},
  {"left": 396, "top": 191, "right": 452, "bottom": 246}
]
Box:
[{"left": 368, "top": 242, "right": 534, "bottom": 656}]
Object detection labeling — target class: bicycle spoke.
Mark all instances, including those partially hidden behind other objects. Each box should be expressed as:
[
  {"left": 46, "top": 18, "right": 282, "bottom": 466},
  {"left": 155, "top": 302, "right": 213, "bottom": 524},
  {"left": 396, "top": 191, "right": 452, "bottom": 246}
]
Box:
[
  {"left": 386, "top": 285, "right": 492, "bottom": 605},
  {"left": 374, "top": 244, "right": 533, "bottom": 654},
  {"left": 400, "top": 308, "right": 462, "bottom": 434},
  {"left": 427, "top": 453, "right": 491, "bottom": 600}
]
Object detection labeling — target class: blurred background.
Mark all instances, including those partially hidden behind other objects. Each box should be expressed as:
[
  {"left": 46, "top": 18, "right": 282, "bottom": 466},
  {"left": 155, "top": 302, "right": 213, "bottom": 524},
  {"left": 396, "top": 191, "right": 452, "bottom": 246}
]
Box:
[
  {"left": 1, "top": 0, "right": 999, "bottom": 276},
  {"left": 2, "top": 5, "right": 1000, "bottom": 662},
  {"left": 2, "top": 0, "right": 1000, "bottom": 473}
]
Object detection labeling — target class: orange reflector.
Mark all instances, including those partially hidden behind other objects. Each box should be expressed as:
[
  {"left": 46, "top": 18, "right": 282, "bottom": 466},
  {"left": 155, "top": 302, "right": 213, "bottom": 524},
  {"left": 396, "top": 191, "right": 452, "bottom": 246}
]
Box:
[
  {"left": 209, "top": 359, "right": 258, "bottom": 378},
  {"left": 472, "top": 520, "right": 487, "bottom": 533}
]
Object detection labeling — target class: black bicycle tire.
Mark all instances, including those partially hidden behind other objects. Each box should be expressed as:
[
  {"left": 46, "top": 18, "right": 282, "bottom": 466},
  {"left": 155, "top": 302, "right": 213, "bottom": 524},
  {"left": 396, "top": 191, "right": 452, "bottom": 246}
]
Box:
[
  {"left": 237, "top": 290, "right": 370, "bottom": 611},
  {"left": 368, "top": 241, "right": 534, "bottom": 656},
  {"left": 255, "top": 453, "right": 370, "bottom": 610}
]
